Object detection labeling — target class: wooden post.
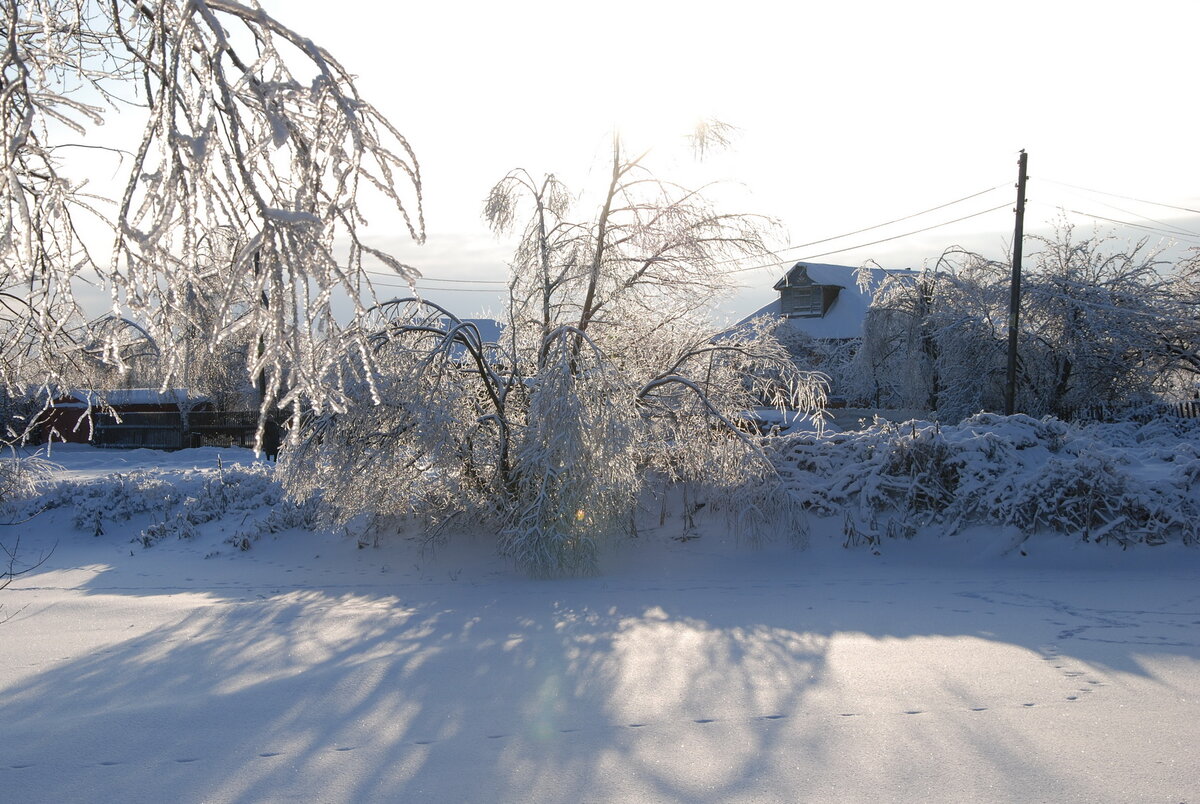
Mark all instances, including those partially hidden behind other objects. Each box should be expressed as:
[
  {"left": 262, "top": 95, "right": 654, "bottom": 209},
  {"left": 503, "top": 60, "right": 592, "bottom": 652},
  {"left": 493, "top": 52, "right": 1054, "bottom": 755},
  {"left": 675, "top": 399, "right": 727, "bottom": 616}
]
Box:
[{"left": 1004, "top": 150, "right": 1028, "bottom": 416}]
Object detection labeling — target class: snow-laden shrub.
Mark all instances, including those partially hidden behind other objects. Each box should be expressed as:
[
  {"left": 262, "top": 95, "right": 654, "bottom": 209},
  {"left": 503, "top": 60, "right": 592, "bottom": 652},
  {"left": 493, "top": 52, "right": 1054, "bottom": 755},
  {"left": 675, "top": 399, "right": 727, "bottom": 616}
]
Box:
[
  {"left": 1005, "top": 453, "right": 1136, "bottom": 541},
  {"left": 227, "top": 497, "right": 321, "bottom": 551},
  {"left": 498, "top": 338, "right": 640, "bottom": 577},
  {"left": 20, "top": 471, "right": 180, "bottom": 536},
  {"left": 0, "top": 452, "right": 58, "bottom": 508},
  {"left": 19, "top": 460, "right": 317, "bottom": 548},
  {"left": 775, "top": 413, "right": 1200, "bottom": 547}
]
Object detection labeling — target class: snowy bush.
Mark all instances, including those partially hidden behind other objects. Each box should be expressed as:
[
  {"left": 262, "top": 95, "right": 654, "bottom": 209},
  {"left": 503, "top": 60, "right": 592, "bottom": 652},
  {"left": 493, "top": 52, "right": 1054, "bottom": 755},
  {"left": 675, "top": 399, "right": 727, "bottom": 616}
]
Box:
[
  {"left": 775, "top": 413, "right": 1200, "bottom": 547},
  {"left": 17, "top": 459, "right": 315, "bottom": 548},
  {"left": 19, "top": 471, "right": 180, "bottom": 536},
  {"left": 0, "top": 452, "right": 58, "bottom": 508}
]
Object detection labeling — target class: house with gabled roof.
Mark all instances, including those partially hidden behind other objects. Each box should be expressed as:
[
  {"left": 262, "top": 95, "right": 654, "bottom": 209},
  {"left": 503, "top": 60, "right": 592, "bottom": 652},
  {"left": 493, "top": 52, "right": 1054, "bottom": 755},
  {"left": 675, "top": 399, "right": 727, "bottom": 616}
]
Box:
[
  {"left": 736, "top": 262, "right": 916, "bottom": 409},
  {"left": 740, "top": 261, "right": 910, "bottom": 339}
]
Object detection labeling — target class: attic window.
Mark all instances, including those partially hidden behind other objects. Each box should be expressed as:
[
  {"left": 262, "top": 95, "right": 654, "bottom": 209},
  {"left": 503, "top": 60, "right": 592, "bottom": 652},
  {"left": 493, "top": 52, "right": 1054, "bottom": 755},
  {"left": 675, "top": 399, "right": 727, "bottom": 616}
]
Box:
[{"left": 782, "top": 286, "right": 824, "bottom": 317}]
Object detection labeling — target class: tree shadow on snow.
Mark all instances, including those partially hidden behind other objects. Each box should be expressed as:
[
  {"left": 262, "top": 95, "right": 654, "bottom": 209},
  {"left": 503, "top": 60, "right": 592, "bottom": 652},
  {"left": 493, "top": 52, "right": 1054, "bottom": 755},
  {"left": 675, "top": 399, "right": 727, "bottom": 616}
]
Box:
[{"left": 3, "top": 533, "right": 1198, "bottom": 802}]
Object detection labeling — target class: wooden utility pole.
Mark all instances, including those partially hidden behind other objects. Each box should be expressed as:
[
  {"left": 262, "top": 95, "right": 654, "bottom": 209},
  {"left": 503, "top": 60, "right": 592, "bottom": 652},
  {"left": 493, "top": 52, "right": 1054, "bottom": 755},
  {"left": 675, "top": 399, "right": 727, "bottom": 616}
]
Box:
[{"left": 1004, "top": 149, "right": 1028, "bottom": 416}]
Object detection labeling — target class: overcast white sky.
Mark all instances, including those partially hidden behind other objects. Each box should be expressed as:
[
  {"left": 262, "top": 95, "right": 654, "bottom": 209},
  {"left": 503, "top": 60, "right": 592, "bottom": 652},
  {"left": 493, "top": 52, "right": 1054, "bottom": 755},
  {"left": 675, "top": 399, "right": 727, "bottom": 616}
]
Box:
[{"left": 256, "top": 0, "right": 1200, "bottom": 319}]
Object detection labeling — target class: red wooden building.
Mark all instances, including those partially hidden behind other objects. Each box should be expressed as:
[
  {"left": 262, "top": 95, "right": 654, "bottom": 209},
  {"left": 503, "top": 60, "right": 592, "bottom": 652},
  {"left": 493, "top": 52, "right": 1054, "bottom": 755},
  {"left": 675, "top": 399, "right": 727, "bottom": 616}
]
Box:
[{"left": 36, "top": 389, "right": 211, "bottom": 447}]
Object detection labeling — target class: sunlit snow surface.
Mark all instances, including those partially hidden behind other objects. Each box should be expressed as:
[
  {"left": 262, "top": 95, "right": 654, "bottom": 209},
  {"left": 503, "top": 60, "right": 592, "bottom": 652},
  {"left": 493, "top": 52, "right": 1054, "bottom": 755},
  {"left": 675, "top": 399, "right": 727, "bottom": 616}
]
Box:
[{"left": 2, "top": 444, "right": 1198, "bottom": 803}]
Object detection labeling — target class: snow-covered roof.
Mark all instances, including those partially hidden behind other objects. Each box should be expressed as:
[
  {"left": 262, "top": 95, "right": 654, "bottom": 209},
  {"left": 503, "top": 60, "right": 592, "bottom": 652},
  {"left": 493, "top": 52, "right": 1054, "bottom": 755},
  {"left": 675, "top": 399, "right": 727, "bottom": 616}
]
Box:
[
  {"left": 53, "top": 389, "right": 211, "bottom": 409},
  {"left": 741, "top": 262, "right": 912, "bottom": 339},
  {"left": 772, "top": 261, "right": 859, "bottom": 290}
]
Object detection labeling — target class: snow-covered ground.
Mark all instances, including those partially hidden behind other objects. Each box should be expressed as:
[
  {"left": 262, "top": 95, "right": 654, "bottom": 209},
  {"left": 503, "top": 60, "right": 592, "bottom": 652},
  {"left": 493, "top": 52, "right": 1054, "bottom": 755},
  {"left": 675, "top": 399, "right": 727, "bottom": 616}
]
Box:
[{"left": 2, "top": 444, "right": 1199, "bottom": 803}]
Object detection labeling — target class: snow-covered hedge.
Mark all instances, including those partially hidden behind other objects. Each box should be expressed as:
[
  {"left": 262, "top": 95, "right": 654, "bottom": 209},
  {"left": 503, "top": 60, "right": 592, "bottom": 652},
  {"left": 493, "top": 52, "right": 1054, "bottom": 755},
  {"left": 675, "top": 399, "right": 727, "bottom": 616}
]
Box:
[
  {"left": 18, "top": 461, "right": 316, "bottom": 550},
  {"left": 775, "top": 413, "right": 1200, "bottom": 546}
]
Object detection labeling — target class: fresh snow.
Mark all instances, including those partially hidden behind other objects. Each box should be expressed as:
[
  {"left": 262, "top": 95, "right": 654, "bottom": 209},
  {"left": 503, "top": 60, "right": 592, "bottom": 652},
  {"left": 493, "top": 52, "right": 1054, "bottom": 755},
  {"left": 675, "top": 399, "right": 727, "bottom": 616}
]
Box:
[{"left": 1, "top": 443, "right": 1199, "bottom": 803}]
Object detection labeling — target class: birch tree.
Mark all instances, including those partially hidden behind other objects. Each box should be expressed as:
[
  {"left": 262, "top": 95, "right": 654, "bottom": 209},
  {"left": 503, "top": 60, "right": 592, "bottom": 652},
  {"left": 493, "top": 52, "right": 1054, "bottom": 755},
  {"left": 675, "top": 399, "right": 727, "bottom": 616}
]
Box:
[{"left": 283, "top": 134, "right": 827, "bottom": 576}]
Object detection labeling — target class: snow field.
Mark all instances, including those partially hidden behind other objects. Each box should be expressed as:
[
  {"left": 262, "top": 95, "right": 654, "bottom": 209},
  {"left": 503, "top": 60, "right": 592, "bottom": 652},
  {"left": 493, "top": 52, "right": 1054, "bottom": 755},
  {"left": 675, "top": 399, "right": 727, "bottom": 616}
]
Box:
[{"left": 0, "top": 440, "right": 1198, "bottom": 802}]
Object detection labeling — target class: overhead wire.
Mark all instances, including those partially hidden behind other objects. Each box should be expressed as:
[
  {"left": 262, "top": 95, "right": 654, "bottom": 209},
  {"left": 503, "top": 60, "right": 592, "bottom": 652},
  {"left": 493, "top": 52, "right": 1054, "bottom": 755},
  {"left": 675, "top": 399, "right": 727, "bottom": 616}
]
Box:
[
  {"left": 1032, "top": 179, "right": 1200, "bottom": 239},
  {"left": 360, "top": 184, "right": 1011, "bottom": 285},
  {"left": 728, "top": 202, "right": 1012, "bottom": 275},
  {"left": 741, "top": 183, "right": 1009, "bottom": 266},
  {"left": 1081, "top": 199, "right": 1200, "bottom": 238},
  {"left": 1035, "top": 202, "right": 1200, "bottom": 244},
  {"left": 369, "top": 279, "right": 505, "bottom": 293},
  {"left": 365, "top": 268, "right": 506, "bottom": 285},
  {"left": 1039, "top": 178, "right": 1200, "bottom": 216},
  {"left": 346, "top": 179, "right": 1198, "bottom": 294}
]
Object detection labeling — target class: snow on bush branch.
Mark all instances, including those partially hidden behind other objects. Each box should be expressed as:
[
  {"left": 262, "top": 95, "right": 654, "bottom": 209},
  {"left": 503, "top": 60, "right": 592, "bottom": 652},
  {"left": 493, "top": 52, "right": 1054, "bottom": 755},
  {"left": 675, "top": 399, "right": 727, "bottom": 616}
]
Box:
[
  {"left": 776, "top": 413, "right": 1200, "bottom": 547},
  {"left": 14, "top": 458, "right": 314, "bottom": 549}
]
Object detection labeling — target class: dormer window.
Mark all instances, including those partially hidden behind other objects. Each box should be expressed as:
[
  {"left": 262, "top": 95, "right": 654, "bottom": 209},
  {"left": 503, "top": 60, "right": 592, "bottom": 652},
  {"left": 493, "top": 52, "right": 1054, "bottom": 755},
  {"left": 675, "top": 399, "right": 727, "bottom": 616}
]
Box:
[
  {"left": 774, "top": 263, "right": 842, "bottom": 318},
  {"left": 783, "top": 286, "right": 824, "bottom": 317}
]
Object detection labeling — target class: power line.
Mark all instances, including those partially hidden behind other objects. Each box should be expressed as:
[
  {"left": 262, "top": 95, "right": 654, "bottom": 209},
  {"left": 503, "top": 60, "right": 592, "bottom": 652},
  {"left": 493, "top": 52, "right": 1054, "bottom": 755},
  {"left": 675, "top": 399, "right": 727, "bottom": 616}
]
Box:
[
  {"left": 730, "top": 202, "right": 1012, "bottom": 274},
  {"left": 1046, "top": 204, "right": 1200, "bottom": 244},
  {"left": 1040, "top": 178, "right": 1200, "bottom": 216},
  {"left": 762, "top": 184, "right": 1009, "bottom": 262},
  {"left": 1083, "top": 199, "right": 1200, "bottom": 238},
  {"left": 795, "top": 203, "right": 1013, "bottom": 263},
  {"left": 357, "top": 183, "right": 1012, "bottom": 290},
  {"left": 369, "top": 279, "right": 506, "bottom": 293},
  {"left": 367, "top": 187, "right": 1012, "bottom": 282},
  {"left": 412, "top": 285, "right": 504, "bottom": 293},
  {"left": 365, "top": 268, "right": 507, "bottom": 285}
]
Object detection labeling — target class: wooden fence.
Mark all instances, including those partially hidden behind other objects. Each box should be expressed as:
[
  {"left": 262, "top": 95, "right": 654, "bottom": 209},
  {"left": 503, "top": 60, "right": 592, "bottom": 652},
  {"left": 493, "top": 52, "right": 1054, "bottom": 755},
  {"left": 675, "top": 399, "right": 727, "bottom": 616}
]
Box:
[
  {"left": 93, "top": 410, "right": 264, "bottom": 449},
  {"left": 1068, "top": 400, "right": 1200, "bottom": 423}
]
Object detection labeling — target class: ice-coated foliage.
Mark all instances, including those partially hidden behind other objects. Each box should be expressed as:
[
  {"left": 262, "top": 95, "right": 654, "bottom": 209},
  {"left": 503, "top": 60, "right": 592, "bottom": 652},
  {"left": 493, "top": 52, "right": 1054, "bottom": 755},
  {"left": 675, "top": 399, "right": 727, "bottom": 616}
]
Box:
[
  {"left": 16, "top": 457, "right": 311, "bottom": 548},
  {"left": 775, "top": 413, "right": 1200, "bottom": 547},
  {"left": 281, "top": 137, "right": 827, "bottom": 576},
  {"left": 0, "top": 450, "right": 57, "bottom": 507},
  {"left": 849, "top": 225, "right": 1200, "bottom": 421},
  {"left": 0, "top": 0, "right": 424, "bottom": 576},
  {"left": 1, "top": 0, "right": 423, "bottom": 430},
  {"left": 498, "top": 330, "right": 641, "bottom": 576}
]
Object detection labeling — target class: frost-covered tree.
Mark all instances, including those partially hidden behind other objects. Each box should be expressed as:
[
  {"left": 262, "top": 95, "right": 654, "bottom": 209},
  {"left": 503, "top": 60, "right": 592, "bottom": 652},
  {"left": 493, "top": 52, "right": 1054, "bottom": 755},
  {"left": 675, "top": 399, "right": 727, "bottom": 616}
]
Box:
[
  {"left": 850, "top": 224, "right": 1200, "bottom": 422},
  {"left": 1, "top": 0, "right": 423, "bottom": 429},
  {"left": 1, "top": 0, "right": 424, "bottom": 584},
  {"left": 171, "top": 226, "right": 259, "bottom": 410},
  {"left": 847, "top": 249, "right": 1009, "bottom": 415},
  {"left": 282, "top": 135, "right": 826, "bottom": 576},
  {"left": 1018, "top": 224, "right": 1177, "bottom": 416},
  {"left": 1164, "top": 249, "right": 1200, "bottom": 388}
]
